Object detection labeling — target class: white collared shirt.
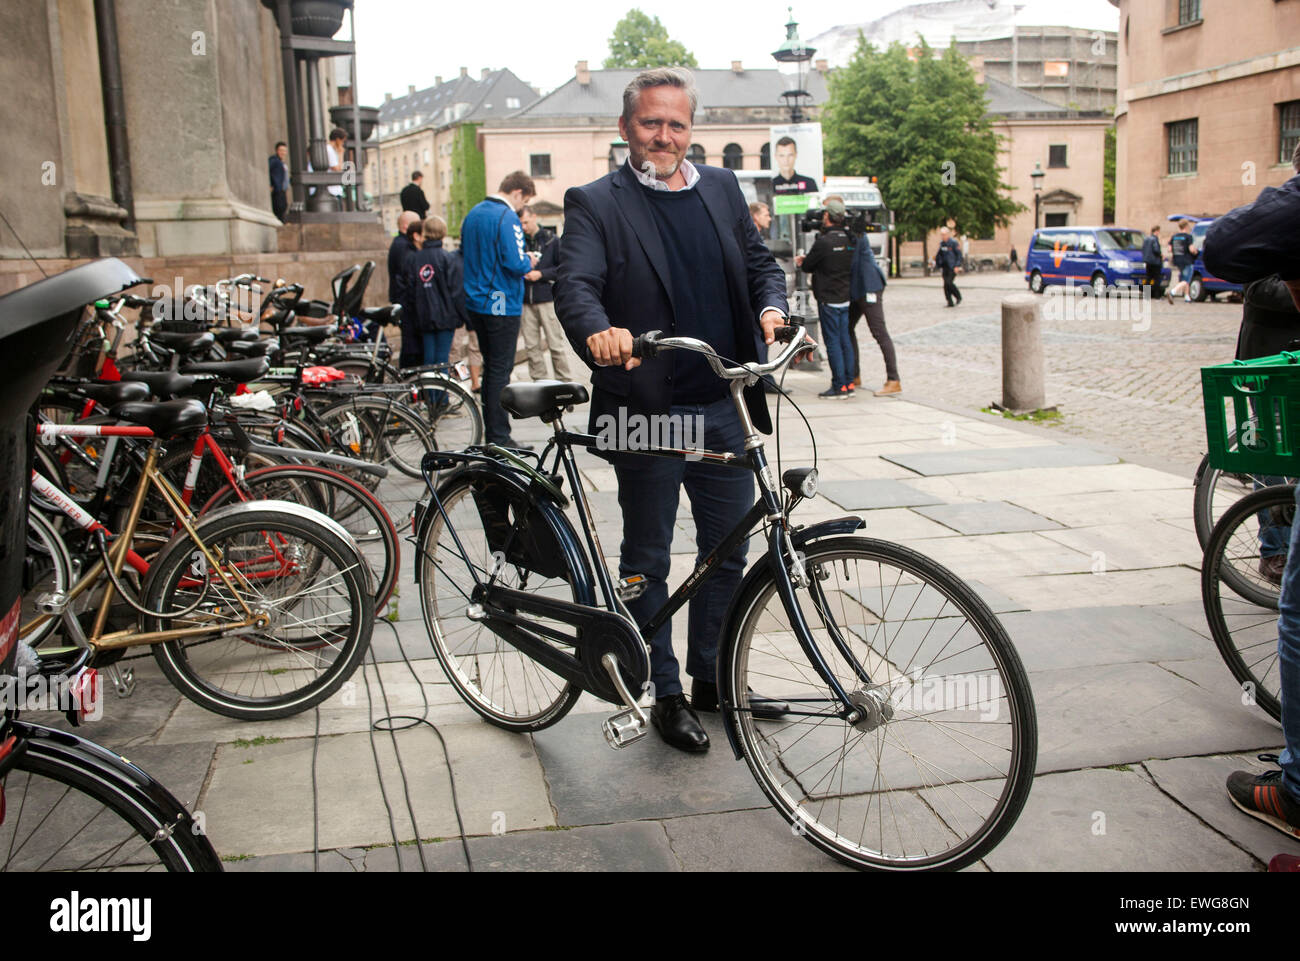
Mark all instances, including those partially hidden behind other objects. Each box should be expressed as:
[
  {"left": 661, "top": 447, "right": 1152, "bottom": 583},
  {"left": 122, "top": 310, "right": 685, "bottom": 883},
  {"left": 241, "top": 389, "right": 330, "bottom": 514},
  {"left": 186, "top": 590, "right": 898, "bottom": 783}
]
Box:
[{"left": 627, "top": 157, "right": 700, "bottom": 192}]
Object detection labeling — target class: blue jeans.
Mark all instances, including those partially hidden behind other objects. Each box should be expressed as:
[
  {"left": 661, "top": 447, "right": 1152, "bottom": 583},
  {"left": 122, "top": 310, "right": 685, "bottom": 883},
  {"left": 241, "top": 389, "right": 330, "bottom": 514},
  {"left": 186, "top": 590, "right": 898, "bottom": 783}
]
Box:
[
  {"left": 421, "top": 329, "right": 455, "bottom": 404},
  {"left": 469, "top": 312, "right": 520, "bottom": 444},
  {"left": 819, "top": 303, "right": 853, "bottom": 390},
  {"left": 1273, "top": 484, "right": 1300, "bottom": 797},
  {"left": 1258, "top": 475, "right": 1291, "bottom": 557},
  {"left": 612, "top": 397, "right": 754, "bottom": 697}
]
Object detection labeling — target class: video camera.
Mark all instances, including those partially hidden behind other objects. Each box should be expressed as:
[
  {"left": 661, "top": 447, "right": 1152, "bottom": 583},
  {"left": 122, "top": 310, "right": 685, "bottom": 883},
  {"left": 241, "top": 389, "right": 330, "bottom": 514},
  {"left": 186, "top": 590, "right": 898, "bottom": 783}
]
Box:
[{"left": 799, "top": 206, "right": 873, "bottom": 236}]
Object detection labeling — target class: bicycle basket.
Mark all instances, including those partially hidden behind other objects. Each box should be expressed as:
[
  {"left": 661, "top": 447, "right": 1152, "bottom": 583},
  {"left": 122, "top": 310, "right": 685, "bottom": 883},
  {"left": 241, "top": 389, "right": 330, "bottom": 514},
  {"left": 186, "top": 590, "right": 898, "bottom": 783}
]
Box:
[
  {"left": 1202, "top": 351, "right": 1300, "bottom": 474},
  {"left": 468, "top": 475, "right": 570, "bottom": 582}
]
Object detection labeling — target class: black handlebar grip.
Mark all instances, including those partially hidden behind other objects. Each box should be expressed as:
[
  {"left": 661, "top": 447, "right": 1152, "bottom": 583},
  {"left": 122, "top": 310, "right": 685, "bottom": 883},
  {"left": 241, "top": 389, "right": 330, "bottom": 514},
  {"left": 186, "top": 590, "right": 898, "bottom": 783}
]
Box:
[{"left": 631, "top": 330, "right": 662, "bottom": 360}]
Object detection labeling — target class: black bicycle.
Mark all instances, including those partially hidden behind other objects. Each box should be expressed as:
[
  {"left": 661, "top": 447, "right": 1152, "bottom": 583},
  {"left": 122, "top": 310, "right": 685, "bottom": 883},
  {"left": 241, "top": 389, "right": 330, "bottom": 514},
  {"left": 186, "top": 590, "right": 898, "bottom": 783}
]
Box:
[{"left": 415, "top": 320, "right": 1037, "bottom": 871}]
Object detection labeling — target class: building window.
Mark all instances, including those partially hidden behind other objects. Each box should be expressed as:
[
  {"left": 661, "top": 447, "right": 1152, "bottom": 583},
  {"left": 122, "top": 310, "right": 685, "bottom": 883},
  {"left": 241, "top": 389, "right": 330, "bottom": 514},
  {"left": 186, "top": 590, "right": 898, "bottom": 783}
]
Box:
[
  {"left": 506, "top": 97, "right": 520, "bottom": 109},
  {"left": 530, "top": 153, "right": 552, "bottom": 178},
  {"left": 722, "top": 143, "right": 744, "bottom": 170},
  {"left": 1167, "top": 119, "right": 1198, "bottom": 175},
  {"left": 1281, "top": 101, "right": 1300, "bottom": 165},
  {"left": 687, "top": 144, "right": 706, "bottom": 164},
  {"left": 1044, "top": 61, "right": 1070, "bottom": 79},
  {"left": 1048, "top": 144, "right": 1068, "bottom": 168},
  {"left": 1178, "top": 0, "right": 1201, "bottom": 25},
  {"left": 760, "top": 143, "right": 771, "bottom": 169},
  {"left": 1044, "top": 214, "right": 1070, "bottom": 229}
]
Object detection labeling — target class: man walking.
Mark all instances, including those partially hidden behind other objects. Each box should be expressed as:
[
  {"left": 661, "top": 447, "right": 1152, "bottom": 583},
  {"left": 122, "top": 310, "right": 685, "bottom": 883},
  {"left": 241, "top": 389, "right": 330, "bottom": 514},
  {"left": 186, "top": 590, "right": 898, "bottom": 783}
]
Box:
[
  {"left": 935, "top": 226, "right": 963, "bottom": 307},
  {"left": 401, "top": 171, "right": 430, "bottom": 220},
  {"left": 796, "top": 197, "right": 855, "bottom": 398},
  {"left": 1142, "top": 225, "right": 1164, "bottom": 293},
  {"left": 555, "top": 67, "right": 788, "bottom": 753},
  {"left": 460, "top": 170, "right": 540, "bottom": 448},
  {"left": 269, "top": 141, "right": 289, "bottom": 222},
  {"left": 519, "top": 206, "right": 573, "bottom": 383},
  {"left": 1166, "top": 219, "right": 1198, "bottom": 303}
]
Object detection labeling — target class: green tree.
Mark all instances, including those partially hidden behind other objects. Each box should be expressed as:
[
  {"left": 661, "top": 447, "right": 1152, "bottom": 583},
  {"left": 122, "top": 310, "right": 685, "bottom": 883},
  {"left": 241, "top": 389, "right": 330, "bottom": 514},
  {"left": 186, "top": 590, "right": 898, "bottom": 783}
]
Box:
[
  {"left": 603, "top": 9, "right": 697, "bottom": 69},
  {"left": 824, "top": 36, "right": 1024, "bottom": 269},
  {"left": 1103, "top": 122, "right": 1116, "bottom": 224},
  {"left": 447, "top": 123, "right": 485, "bottom": 239}
]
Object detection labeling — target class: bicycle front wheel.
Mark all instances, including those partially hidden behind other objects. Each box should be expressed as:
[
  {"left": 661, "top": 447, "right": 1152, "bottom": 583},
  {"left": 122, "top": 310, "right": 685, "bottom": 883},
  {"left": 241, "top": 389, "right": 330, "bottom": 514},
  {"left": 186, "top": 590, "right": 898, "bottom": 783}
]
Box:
[
  {"left": 1201, "top": 485, "right": 1290, "bottom": 722},
  {"left": 0, "top": 722, "right": 221, "bottom": 871},
  {"left": 724, "top": 536, "right": 1037, "bottom": 871},
  {"left": 142, "top": 504, "right": 374, "bottom": 720},
  {"left": 1193, "top": 451, "right": 1297, "bottom": 551}
]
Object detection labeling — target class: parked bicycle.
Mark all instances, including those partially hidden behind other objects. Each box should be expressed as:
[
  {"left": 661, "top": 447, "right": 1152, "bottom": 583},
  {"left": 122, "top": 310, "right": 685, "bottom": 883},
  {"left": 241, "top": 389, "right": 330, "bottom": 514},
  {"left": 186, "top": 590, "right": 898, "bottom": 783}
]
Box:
[{"left": 415, "top": 319, "right": 1037, "bottom": 871}]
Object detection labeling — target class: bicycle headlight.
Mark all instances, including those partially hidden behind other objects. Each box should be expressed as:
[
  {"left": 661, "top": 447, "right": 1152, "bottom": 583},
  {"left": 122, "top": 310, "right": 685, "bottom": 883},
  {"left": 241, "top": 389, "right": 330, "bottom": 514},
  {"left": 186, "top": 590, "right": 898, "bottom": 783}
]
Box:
[{"left": 801, "top": 468, "right": 819, "bottom": 499}]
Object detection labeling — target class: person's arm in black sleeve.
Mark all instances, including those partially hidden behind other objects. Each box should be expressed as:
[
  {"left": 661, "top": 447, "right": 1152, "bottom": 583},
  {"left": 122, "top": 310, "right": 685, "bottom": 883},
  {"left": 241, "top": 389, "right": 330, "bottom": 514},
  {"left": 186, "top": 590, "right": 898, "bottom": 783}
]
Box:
[
  {"left": 536, "top": 234, "right": 560, "bottom": 284},
  {"left": 1205, "top": 182, "right": 1300, "bottom": 283},
  {"left": 800, "top": 232, "right": 829, "bottom": 274},
  {"left": 446, "top": 250, "right": 469, "bottom": 327},
  {"left": 553, "top": 188, "right": 614, "bottom": 362}
]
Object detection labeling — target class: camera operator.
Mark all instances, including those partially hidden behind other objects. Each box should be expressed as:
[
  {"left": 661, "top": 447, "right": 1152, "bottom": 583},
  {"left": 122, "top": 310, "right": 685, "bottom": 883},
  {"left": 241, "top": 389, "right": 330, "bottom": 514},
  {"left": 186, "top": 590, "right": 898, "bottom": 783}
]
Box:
[{"left": 796, "top": 197, "right": 856, "bottom": 398}]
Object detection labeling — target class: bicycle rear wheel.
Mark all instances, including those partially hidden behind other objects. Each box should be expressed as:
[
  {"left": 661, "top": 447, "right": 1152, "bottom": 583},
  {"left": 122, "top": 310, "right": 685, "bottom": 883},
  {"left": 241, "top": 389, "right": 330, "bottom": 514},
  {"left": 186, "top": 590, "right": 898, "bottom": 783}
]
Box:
[
  {"left": 142, "top": 503, "right": 373, "bottom": 720},
  {"left": 1201, "top": 485, "right": 1289, "bottom": 721},
  {"left": 0, "top": 722, "right": 220, "bottom": 871},
  {"left": 420, "top": 376, "right": 483, "bottom": 451},
  {"left": 723, "top": 536, "right": 1037, "bottom": 871},
  {"left": 1193, "top": 451, "right": 1297, "bottom": 551}
]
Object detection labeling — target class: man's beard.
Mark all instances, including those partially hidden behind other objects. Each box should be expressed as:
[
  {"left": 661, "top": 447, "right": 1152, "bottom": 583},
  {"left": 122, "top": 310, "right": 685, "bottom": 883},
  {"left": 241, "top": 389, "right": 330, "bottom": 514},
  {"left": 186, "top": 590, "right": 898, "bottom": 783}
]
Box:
[{"left": 636, "top": 150, "right": 681, "bottom": 180}]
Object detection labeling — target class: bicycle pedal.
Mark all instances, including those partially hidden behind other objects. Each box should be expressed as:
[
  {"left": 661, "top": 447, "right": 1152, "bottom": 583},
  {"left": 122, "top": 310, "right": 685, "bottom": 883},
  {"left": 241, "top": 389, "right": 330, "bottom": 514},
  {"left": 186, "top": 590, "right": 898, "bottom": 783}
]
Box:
[
  {"left": 602, "top": 709, "right": 647, "bottom": 750},
  {"left": 616, "top": 574, "right": 648, "bottom": 602}
]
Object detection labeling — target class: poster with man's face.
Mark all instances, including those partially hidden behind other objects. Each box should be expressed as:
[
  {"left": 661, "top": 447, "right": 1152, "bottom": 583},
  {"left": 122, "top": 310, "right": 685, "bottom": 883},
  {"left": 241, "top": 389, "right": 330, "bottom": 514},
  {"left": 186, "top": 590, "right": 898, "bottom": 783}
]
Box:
[{"left": 769, "top": 123, "right": 823, "bottom": 214}]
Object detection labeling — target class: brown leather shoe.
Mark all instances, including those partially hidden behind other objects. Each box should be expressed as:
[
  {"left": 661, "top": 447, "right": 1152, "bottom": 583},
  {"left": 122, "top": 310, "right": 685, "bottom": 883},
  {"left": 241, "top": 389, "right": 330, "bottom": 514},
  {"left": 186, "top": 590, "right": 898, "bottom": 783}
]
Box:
[
  {"left": 1260, "top": 554, "right": 1287, "bottom": 586},
  {"left": 853, "top": 376, "right": 862, "bottom": 387},
  {"left": 874, "top": 381, "right": 902, "bottom": 396}
]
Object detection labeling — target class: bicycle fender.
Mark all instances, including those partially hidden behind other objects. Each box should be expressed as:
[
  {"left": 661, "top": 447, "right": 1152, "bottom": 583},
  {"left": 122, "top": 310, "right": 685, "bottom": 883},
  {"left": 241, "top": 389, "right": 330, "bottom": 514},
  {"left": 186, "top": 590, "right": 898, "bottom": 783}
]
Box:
[
  {"left": 9, "top": 720, "right": 223, "bottom": 871},
  {"left": 717, "top": 516, "right": 864, "bottom": 760},
  {"left": 414, "top": 461, "right": 596, "bottom": 607}
]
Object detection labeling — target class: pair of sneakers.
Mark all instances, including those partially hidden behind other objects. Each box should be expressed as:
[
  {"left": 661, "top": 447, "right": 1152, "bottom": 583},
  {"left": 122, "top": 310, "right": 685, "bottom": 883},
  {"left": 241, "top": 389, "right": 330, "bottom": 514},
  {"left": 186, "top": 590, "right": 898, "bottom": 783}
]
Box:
[
  {"left": 1226, "top": 754, "right": 1300, "bottom": 841},
  {"left": 817, "top": 384, "right": 855, "bottom": 399}
]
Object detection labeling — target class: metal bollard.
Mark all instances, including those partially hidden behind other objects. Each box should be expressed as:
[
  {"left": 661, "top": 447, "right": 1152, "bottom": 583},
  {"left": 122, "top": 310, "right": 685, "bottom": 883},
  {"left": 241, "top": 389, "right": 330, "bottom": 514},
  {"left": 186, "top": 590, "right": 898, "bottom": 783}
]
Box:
[{"left": 1000, "top": 294, "right": 1045, "bottom": 413}]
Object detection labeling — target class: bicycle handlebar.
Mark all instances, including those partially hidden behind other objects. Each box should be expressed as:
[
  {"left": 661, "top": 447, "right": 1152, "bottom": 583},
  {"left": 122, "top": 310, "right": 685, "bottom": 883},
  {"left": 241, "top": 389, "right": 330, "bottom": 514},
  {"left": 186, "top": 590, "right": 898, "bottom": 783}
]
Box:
[{"left": 629, "top": 317, "right": 811, "bottom": 381}]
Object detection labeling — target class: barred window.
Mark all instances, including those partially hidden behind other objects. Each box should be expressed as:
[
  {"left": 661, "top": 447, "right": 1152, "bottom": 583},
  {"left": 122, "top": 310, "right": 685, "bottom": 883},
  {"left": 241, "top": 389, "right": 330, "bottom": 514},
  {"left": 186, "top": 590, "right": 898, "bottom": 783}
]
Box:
[
  {"left": 529, "top": 154, "right": 551, "bottom": 178},
  {"left": 1280, "top": 101, "right": 1300, "bottom": 166},
  {"left": 1167, "top": 119, "right": 1198, "bottom": 175},
  {"left": 1178, "top": 0, "right": 1201, "bottom": 25}
]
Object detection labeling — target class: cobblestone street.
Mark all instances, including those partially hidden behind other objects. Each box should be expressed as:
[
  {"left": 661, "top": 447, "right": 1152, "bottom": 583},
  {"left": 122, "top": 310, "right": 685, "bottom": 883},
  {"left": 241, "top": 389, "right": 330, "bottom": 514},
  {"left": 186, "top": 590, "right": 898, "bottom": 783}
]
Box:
[{"left": 845, "top": 273, "right": 1246, "bottom": 476}]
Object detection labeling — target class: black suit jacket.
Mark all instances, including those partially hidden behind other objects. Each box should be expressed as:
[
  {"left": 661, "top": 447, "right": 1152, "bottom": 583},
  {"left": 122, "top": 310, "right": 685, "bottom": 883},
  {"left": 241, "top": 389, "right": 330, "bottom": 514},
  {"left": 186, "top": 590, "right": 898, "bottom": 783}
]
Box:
[
  {"left": 400, "top": 182, "right": 429, "bottom": 219},
  {"left": 554, "top": 163, "right": 787, "bottom": 437}
]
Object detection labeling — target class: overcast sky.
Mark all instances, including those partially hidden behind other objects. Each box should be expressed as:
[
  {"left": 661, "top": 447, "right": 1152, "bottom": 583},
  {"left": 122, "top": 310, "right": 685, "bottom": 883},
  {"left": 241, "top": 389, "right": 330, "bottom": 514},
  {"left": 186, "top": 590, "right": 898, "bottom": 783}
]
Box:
[{"left": 354, "top": 0, "right": 1120, "bottom": 105}]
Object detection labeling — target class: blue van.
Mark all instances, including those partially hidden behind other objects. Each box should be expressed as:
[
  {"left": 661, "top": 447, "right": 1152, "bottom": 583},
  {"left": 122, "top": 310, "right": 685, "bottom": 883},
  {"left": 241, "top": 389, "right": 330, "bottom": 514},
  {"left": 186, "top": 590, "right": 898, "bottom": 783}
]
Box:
[
  {"left": 1166, "top": 215, "right": 1244, "bottom": 302},
  {"left": 1025, "top": 226, "right": 1168, "bottom": 296}
]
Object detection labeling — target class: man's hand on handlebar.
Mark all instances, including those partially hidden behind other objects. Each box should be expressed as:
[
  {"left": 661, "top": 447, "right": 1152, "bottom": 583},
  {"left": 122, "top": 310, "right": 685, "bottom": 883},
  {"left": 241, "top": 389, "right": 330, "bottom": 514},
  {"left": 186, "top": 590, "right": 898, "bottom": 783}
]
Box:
[
  {"left": 760, "top": 309, "right": 784, "bottom": 346},
  {"left": 587, "top": 327, "right": 639, "bottom": 370}
]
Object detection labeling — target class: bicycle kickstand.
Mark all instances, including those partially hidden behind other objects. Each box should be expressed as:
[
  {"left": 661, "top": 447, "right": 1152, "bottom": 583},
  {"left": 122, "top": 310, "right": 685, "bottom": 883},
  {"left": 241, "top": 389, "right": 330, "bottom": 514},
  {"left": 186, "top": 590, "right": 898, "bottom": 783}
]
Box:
[
  {"left": 600, "top": 653, "right": 649, "bottom": 750},
  {"left": 104, "top": 663, "right": 135, "bottom": 699}
]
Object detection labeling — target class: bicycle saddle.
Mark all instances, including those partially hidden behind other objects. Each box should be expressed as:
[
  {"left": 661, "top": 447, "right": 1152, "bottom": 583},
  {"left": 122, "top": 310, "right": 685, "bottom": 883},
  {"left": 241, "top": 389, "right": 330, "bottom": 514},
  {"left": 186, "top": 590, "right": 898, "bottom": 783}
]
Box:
[
  {"left": 361, "top": 304, "right": 401, "bottom": 324},
  {"left": 279, "top": 324, "right": 336, "bottom": 345},
  {"left": 108, "top": 398, "right": 209, "bottom": 437},
  {"left": 77, "top": 380, "right": 150, "bottom": 406},
  {"left": 149, "top": 330, "right": 215, "bottom": 353},
  {"left": 118, "top": 369, "right": 205, "bottom": 400},
  {"left": 226, "top": 338, "right": 277, "bottom": 358},
  {"left": 500, "top": 381, "right": 590, "bottom": 419},
  {"left": 213, "top": 328, "right": 259, "bottom": 345},
  {"left": 180, "top": 357, "right": 270, "bottom": 383}
]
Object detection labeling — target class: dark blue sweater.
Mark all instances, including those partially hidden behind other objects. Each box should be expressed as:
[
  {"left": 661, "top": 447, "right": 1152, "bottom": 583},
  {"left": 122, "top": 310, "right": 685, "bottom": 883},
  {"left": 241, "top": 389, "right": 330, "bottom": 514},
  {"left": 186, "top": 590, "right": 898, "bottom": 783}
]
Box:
[{"left": 642, "top": 186, "right": 736, "bottom": 404}]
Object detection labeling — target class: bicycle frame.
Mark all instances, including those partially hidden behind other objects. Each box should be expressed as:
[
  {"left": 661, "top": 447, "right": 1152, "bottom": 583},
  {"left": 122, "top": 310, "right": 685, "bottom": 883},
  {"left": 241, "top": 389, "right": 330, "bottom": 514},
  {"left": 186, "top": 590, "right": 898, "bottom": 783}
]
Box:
[{"left": 22, "top": 422, "right": 270, "bottom": 651}]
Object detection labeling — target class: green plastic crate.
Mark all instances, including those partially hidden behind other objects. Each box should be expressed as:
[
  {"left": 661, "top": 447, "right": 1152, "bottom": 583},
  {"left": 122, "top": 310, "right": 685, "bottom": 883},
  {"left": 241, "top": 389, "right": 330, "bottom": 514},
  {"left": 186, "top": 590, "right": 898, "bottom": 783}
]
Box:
[{"left": 1202, "top": 350, "right": 1300, "bottom": 474}]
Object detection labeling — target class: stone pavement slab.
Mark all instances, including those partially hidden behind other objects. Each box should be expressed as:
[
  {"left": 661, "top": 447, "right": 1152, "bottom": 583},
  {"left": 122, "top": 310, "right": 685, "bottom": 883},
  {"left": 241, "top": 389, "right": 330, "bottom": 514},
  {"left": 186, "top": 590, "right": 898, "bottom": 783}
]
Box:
[
  {"left": 1030, "top": 661, "right": 1282, "bottom": 773},
  {"left": 455, "top": 821, "right": 680, "bottom": 872},
  {"left": 1006, "top": 489, "right": 1194, "bottom": 529},
  {"left": 1000, "top": 606, "right": 1209, "bottom": 672},
  {"left": 907, "top": 463, "right": 1189, "bottom": 501},
  {"left": 953, "top": 767, "right": 1261, "bottom": 872},
  {"left": 983, "top": 567, "right": 1202, "bottom": 611},
  {"left": 659, "top": 808, "right": 855, "bottom": 872},
  {"left": 883, "top": 445, "right": 1117, "bottom": 476},
  {"left": 915, "top": 501, "right": 1064, "bottom": 535},
  {"left": 1038, "top": 521, "right": 1202, "bottom": 570},
  {"left": 820, "top": 479, "right": 946, "bottom": 510},
  {"left": 1144, "top": 754, "right": 1300, "bottom": 864},
  {"left": 532, "top": 712, "right": 769, "bottom": 826}
]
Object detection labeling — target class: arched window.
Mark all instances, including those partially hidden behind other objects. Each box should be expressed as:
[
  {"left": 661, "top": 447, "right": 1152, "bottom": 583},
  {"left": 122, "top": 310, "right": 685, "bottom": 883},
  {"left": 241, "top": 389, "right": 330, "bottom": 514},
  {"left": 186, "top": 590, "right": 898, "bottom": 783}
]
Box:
[
  {"left": 686, "top": 144, "right": 706, "bottom": 165},
  {"left": 760, "top": 143, "right": 771, "bottom": 170},
  {"left": 723, "top": 143, "right": 744, "bottom": 170}
]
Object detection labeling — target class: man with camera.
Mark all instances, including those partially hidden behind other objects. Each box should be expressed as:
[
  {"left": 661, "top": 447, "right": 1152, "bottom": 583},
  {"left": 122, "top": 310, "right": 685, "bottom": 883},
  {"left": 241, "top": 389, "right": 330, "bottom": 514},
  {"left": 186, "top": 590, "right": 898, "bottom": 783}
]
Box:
[{"left": 796, "top": 197, "right": 856, "bottom": 398}]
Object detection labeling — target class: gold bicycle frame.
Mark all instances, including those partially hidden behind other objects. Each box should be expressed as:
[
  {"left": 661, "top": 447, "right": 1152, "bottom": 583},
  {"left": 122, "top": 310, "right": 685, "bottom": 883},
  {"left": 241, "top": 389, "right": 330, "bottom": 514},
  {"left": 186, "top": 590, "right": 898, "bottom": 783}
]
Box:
[{"left": 22, "top": 443, "right": 266, "bottom": 650}]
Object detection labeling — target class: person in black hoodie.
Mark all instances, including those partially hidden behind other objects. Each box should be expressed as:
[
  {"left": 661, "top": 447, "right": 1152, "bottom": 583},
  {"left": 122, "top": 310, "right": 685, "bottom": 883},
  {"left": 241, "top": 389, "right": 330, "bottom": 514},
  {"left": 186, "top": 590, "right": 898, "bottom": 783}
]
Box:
[
  {"left": 403, "top": 215, "right": 467, "bottom": 404},
  {"left": 519, "top": 206, "right": 573, "bottom": 382},
  {"left": 797, "top": 197, "right": 856, "bottom": 398}
]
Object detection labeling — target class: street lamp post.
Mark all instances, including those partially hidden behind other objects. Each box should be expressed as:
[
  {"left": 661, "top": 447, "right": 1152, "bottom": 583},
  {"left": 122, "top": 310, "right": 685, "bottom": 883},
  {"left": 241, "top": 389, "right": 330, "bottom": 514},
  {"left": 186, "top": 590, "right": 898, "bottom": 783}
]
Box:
[
  {"left": 609, "top": 139, "right": 629, "bottom": 173},
  {"left": 1031, "top": 161, "right": 1045, "bottom": 230}
]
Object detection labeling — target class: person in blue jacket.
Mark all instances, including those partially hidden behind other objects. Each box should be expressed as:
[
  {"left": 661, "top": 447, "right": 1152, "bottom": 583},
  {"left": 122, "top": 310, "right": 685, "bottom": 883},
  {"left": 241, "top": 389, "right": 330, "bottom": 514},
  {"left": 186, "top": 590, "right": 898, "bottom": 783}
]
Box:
[
  {"left": 404, "top": 215, "right": 467, "bottom": 407},
  {"left": 460, "top": 171, "right": 541, "bottom": 447},
  {"left": 844, "top": 211, "right": 899, "bottom": 396}
]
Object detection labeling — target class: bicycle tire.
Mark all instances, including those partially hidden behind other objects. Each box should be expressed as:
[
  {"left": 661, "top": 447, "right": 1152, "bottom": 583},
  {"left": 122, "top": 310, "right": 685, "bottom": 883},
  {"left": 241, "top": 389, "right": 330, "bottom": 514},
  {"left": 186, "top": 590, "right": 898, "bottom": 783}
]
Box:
[
  {"left": 0, "top": 721, "right": 221, "bottom": 871},
  {"left": 21, "top": 508, "right": 74, "bottom": 648},
  {"left": 722, "top": 535, "right": 1037, "bottom": 871},
  {"left": 417, "top": 469, "right": 583, "bottom": 732},
  {"left": 201, "top": 465, "right": 399, "bottom": 614},
  {"left": 1200, "top": 485, "right": 1288, "bottom": 722},
  {"left": 420, "top": 375, "right": 484, "bottom": 450},
  {"left": 1193, "top": 450, "right": 1297, "bottom": 551},
  {"left": 142, "top": 502, "right": 374, "bottom": 720}
]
